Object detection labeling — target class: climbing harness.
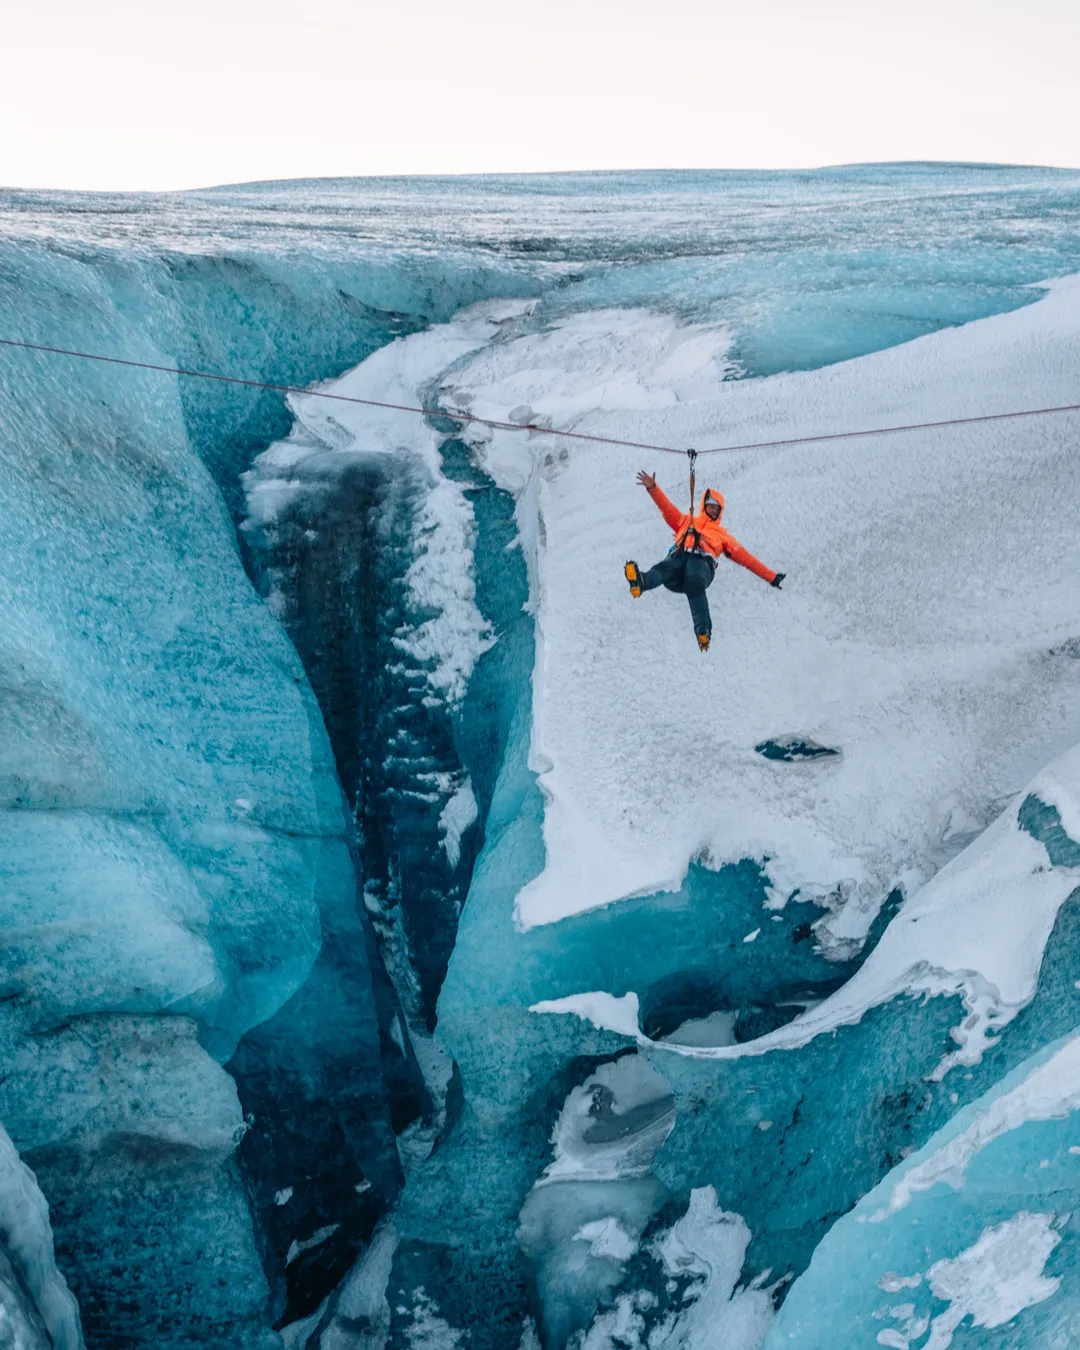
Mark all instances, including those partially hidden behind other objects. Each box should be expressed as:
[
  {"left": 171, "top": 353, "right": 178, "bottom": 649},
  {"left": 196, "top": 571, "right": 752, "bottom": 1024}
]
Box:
[{"left": 1, "top": 335, "right": 1079, "bottom": 460}]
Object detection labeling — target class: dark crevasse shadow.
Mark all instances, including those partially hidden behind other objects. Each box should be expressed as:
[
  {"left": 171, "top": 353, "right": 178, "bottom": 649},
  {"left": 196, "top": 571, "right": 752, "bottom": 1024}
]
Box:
[{"left": 231, "top": 420, "right": 530, "bottom": 1329}]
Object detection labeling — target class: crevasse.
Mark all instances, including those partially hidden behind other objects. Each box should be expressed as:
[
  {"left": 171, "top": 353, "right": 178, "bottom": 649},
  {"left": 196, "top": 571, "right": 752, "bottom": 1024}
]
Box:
[{"left": 2, "top": 168, "right": 1080, "bottom": 1350}]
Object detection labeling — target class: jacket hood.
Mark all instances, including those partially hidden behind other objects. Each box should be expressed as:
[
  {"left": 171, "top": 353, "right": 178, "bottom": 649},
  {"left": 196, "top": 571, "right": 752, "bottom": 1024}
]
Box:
[{"left": 700, "top": 488, "right": 725, "bottom": 519}]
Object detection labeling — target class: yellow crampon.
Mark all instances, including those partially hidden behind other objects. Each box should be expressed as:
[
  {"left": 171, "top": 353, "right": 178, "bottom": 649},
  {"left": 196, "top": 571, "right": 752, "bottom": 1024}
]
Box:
[
  {"left": 697, "top": 632, "right": 710, "bottom": 653},
  {"left": 624, "top": 561, "right": 643, "bottom": 598}
]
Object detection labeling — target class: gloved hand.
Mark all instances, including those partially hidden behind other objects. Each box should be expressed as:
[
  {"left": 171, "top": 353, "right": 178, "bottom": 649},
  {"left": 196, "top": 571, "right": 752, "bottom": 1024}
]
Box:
[{"left": 770, "top": 572, "right": 786, "bottom": 589}]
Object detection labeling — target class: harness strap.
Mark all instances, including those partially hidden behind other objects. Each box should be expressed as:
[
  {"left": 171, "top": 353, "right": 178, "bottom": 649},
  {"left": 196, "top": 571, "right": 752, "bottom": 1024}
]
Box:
[{"left": 684, "top": 448, "right": 699, "bottom": 552}]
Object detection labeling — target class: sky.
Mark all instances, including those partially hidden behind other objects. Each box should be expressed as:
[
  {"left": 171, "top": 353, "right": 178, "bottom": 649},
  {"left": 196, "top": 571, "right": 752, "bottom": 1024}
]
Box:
[{"left": 3, "top": 0, "right": 1078, "bottom": 191}]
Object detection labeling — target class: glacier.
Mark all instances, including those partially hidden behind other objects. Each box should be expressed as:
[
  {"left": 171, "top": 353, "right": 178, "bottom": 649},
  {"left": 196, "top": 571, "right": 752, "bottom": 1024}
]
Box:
[{"left": 1, "top": 165, "right": 1080, "bottom": 1349}]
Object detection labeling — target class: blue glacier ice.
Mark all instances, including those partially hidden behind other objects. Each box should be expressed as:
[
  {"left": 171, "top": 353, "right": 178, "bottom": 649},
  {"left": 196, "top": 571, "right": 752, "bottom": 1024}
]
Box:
[
  {"left": 766, "top": 1029, "right": 1080, "bottom": 1349},
  {"left": 1, "top": 166, "right": 1080, "bottom": 1350}
]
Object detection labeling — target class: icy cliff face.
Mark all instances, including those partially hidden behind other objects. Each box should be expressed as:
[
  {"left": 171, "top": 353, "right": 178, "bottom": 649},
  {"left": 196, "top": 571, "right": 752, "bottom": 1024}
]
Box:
[
  {"left": 3, "top": 169, "right": 1080, "bottom": 1350},
  {"left": 0, "top": 239, "right": 491, "bottom": 1342},
  {"left": 0, "top": 246, "right": 389, "bottom": 1345},
  {"left": 768, "top": 1029, "right": 1080, "bottom": 1349},
  {"left": 365, "top": 279, "right": 1080, "bottom": 1349}
]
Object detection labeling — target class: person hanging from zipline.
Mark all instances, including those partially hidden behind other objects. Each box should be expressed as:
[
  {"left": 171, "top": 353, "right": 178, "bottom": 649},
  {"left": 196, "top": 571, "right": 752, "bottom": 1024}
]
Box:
[{"left": 624, "top": 465, "right": 784, "bottom": 652}]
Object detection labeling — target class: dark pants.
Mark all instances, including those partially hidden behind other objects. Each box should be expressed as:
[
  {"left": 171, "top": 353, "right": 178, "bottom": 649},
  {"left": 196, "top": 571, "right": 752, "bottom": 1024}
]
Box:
[{"left": 641, "top": 549, "right": 716, "bottom": 637}]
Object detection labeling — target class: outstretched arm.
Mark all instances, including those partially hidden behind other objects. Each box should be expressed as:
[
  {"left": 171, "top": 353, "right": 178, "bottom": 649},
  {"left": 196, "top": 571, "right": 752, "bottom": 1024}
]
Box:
[
  {"left": 637, "top": 470, "right": 687, "bottom": 533},
  {"left": 725, "top": 539, "right": 780, "bottom": 585}
]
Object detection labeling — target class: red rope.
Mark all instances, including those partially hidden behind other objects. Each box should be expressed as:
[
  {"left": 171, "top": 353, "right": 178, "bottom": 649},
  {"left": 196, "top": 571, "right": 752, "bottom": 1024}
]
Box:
[
  {"left": 701, "top": 401, "right": 1080, "bottom": 456},
  {"left": 0, "top": 338, "right": 684, "bottom": 455},
  {"left": 2, "top": 335, "right": 1078, "bottom": 458}
]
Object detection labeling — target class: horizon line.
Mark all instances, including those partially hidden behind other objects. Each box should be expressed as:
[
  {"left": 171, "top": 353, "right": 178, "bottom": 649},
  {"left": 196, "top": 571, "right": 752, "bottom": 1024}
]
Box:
[{"left": 4, "top": 159, "right": 1080, "bottom": 199}]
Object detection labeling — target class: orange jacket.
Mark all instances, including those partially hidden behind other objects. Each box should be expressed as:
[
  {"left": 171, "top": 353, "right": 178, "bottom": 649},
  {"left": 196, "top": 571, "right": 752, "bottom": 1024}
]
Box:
[{"left": 647, "top": 484, "right": 777, "bottom": 583}]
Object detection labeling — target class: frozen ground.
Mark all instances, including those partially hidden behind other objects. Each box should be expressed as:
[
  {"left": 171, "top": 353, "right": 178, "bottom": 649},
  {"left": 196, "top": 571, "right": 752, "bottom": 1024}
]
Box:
[{"left": 6, "top": 165, "right": 1080, "bottom": 380}]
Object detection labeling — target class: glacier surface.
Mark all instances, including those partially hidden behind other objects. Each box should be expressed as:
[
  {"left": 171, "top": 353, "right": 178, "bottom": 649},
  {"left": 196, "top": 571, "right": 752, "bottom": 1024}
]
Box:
[{"left": 1, "top": 166, "right": 1080, "bottom": 1349}]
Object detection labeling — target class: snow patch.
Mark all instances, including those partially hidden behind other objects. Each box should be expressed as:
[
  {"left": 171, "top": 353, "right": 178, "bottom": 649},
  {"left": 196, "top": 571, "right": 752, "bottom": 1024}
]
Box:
[
  {"left": 403, "top": 1290, "right": 466, "bottom": 1350},
  {"left": 436, "top": 285, "right": 1080, "bottom": 946},
  {"left": 244, "top": 303, "right": 532, "bottom": 707},
  {"left": 530, "top": 992, "right": 643, "bottom": 1042},
  {"left": 922, "top": 1213, "right": 1061, "bottom": 1348},
  {"left": 541, "top": 1054, "right": 675, "bottom": 1184},
  {"left": 286, "top": 1224, "right": 339, "bottom": 1267},
  {"left": 574, "top": 1218, "right": 637, "bottom": 1262},
  {"left": 438, "top": 778, "right": 478, "bottom": 870},
  {"left": 653, "top": 1187, "right": 775, "bottom": 1350}
]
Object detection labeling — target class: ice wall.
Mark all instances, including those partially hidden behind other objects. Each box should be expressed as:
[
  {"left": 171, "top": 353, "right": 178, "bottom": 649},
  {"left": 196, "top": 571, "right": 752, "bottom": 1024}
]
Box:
[
  {"left": 0, "top": 1122, "right": 82, "bottom": 1350},
  {"left": 767, "top": 1032, "right": 1080, "bottom": 1348},
  {"left": 240, "top": 306, "right": 525, "bottom": 1030},
  {"left": 0, "top": 248, "right": 320, "bottom": 1344},
  {"left": 0, "top": 202, "right": 554, "bottom": 1341},
  {"left": 0, "top": 239, "right": 469, "bottom": 1343}
]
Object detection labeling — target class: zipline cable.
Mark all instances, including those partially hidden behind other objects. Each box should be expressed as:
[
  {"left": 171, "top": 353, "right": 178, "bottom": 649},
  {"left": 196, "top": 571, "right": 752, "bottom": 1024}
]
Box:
[
  {"left": 0, "top": 337, "right": 685, "bottom": 455},
  {"left": 2, "top": 335, "right": 1079, "bottom": 459}
]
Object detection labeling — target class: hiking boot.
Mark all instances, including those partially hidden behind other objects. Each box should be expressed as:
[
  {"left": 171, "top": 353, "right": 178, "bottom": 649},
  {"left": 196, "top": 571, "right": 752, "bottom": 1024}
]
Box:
[
  {"left": 624, "top": 561, "right": 643, "bottom": 598},
  {"left": 697, "top": 632, "right": 711, "bottom": 653}
]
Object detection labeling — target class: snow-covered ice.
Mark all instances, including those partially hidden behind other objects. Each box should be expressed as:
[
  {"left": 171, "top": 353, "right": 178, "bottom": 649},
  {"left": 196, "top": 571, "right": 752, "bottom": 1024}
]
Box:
[
  {"left": 872, "top": 1032, "right": 1080, "bottom": 1221},
  {"left": 920, "top": 1212, "right": 1061, "bottom": 1348},
  {"left": 441, "top": 282, "right": 1080, "bottom": 940},
  {"left": 765, "top": 1024, "right": 1080, "bottom": 1348},
  {"left": 652, "top": 1187, "right": 775, "bottom": 1350},
  {"left": 243, "top": 304, "right": 533, "bottom": 707},
  {"left": 539, "top": 1055, "right": 675, "bottom": 1185},
  {"left": 234, "top": 269, "right": 1080, "bottom": 1350},
  {"left": 532, "top": 741, "right": 1080, "bottom": 1077}
]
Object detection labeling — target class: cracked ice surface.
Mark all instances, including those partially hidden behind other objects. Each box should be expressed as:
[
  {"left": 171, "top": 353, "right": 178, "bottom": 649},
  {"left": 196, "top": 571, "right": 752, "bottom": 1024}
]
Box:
[{"left": 433, "top": 284, "right": 1080, "bottom": 960}]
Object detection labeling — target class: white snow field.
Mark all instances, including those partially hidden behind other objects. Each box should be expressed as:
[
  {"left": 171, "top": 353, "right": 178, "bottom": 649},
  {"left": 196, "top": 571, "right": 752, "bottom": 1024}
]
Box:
[{"left": 440, "top": 281, "right": 1080, "bottom": 942}]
